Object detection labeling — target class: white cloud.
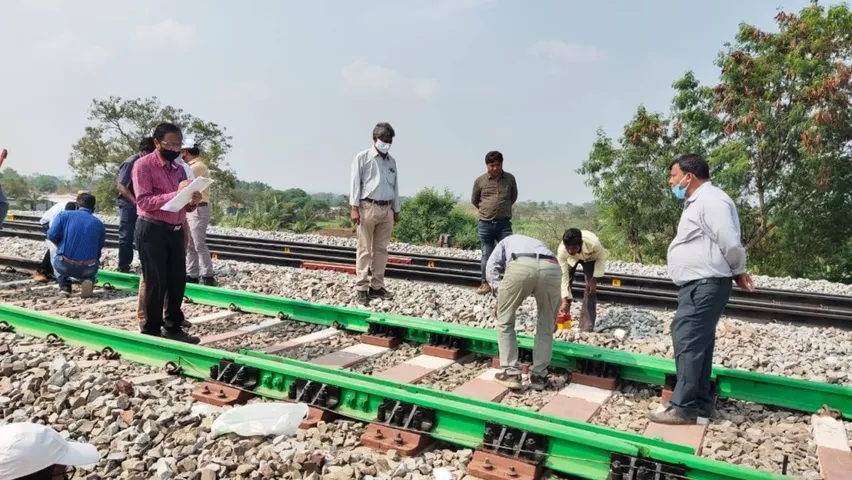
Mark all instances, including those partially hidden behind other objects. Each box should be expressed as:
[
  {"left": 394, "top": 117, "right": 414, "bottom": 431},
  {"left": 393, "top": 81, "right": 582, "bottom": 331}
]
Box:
[
  {"left": 529, "top": 40, "right": 605, "bottom": 64},
  {"left": 32, "top": 33, "right": 114, "bottom": 67},
  {"left": 343, "top": 61, "right": 440, "bottom": 101},
  {"left": 133, "top": 19, "right": 197, "bottom": 50}
]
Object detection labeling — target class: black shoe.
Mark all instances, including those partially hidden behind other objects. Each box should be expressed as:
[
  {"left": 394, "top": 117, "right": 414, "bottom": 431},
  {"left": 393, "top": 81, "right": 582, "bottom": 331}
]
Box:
[
  {"left": 648, "top": 407, "right": 697, "bottom": 425},
  {"left": 494, "top": 372, "right": 522, "bottom": 390},
  {"left": 162, "top": 330, "right": 200, "bottom": 345},
  {"left": 528, "top": 374, "right": 548, "bottom": 391},
  {"left": 368, "top": 287, "right": 393, "bottom": 300},
  {"left": 186, "top": 276, "right": 199, "bottom": 284},
  {"left": 201, "top": 276, "right": 218, "bottom": 287},
  {"left": 59, "top": 285, "right": 72, "bottom": 296},
  {"left": 356, "top": 290, "right": 370, "bottom": 306}
]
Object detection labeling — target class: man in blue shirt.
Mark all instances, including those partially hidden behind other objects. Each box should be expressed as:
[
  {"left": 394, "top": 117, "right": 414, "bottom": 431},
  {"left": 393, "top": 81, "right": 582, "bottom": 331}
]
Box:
[
  {"left": 47, "top": 193, "right": 106, "bottom": 298},
  {"left": 115, "top": 137, "right": 155, "bottom": 273},
  {"left": 485, "top": 234, "right": 561, "bottom": 391}
]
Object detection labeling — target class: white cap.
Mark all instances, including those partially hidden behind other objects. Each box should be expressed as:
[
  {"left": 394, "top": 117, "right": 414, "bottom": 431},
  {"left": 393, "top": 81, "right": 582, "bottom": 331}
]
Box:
[
  {"left": 0, "top": 423, "right": 100, "bottom": 480},
  {"left": 181, "top": 137, "right": 196, "bottom": 150}
]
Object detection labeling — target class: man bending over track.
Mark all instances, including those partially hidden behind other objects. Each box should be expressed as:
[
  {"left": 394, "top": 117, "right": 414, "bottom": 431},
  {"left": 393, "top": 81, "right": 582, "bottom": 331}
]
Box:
[
  {"left": 46, "top": 193, "right": 105, "bottom": 298},
  {"left": 485, "top": 234, "right": 561, "bottom": 391},
  {"left": 32, "top": 198, "right": 79, "bottom": 283},
  {"left": 557, "top": 228, "right": 607, "bottom": 332}
]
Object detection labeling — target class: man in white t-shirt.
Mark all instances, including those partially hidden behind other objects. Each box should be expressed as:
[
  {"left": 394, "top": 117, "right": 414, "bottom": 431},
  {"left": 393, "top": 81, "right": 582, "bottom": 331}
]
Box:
[
  {"left": 33, "top": 198, "right": 80, "bottom": 283},
  {"left": 0, "top": 422, "right": 100, "bottom": 480}
]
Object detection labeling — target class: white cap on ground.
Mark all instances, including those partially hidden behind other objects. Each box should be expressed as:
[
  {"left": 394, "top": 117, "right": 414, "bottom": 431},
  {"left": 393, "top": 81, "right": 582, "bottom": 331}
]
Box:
[
  {"left": 181, "top": 137, "right": 196, "bottom": 150},
  {"left": 0, "top": 423, "right": 100, "bottom": 480}
]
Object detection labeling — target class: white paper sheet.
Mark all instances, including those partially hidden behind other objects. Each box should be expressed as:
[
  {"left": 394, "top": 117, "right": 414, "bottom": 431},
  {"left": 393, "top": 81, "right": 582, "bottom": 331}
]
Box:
[{"left": 161, "top": 176, "right": 213, "bottom": 212}]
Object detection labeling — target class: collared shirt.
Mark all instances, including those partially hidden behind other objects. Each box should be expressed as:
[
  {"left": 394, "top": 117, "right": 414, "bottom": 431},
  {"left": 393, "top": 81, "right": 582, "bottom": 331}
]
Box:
[
  {"left": 39, "top": 202, "right": 69, "bottom": 226},
  {"left": 116, "top": 151, "right": 144, "bottom": 207},
  {"left": 47, "top": 209, "right": 105, "bottom": 262},
  {"left": 557, "top": 230, "right": 607, "bottom": 299},
  {"left": 471, "top": 171, "right": 518, "bottom": 221},
  {"left": 132, "top": 151, "right": 195, "bottom": 226},
  {"left": 667, "top": 182, "right": 747, "bottom": 286},
  {"left": 485, "top": 234, "right": 555, "bottom": 290},
  {"left": 187, "top": 158, "right": 210, "bottom": 203},
  {"left": 349, "top": 146, "right": 400, "bottom": 212}
]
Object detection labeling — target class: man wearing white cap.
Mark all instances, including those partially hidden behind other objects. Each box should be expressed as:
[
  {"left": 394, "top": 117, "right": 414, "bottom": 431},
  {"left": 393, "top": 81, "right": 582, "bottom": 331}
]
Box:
[
  {"left": 0, "top": 422, "right": 100, "bottom": 480},
  {"left": 180, "top": 138, "right": 217, "bottom": 286}
]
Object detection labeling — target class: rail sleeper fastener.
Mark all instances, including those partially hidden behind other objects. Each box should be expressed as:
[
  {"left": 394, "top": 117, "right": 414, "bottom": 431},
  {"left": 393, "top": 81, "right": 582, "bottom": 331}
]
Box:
[
  {"left": 361, "top": 323, "right": 405, "bottom": 348},
  {"left": 609, "top": 453, "right": 687, "bottom": 480},
  {"left": 571, "top": 358, "right": 621, "bottom": 391},
  {"left": 287, "top": 379, "right": 342, "bottom": 429},
  {"left": 661, "top": 374, "right": 717, "bottom": 407},
  {"left": 191, "top": 360, "right": 259, "bottom": 407},
  {"left": 423, "top": 333, "right": 469, "bottom": 360},
  {"left": 492, "top": 349, "right": 533, "bottom": 375},
  {"left": 360, "top": 399, "right": 436, "bottom": 456},
  {"left": 467, "top": 422, "right": 548, "bottom": 480}
]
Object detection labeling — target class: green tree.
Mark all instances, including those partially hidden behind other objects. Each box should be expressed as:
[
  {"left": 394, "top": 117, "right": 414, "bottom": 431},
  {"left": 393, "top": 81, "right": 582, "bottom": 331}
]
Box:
[
  {"left": 68, "top": 96, "right": 237, "bottom": 213},
  {"left": 394, "top": 188, "right": 479, "bottom": 249}
]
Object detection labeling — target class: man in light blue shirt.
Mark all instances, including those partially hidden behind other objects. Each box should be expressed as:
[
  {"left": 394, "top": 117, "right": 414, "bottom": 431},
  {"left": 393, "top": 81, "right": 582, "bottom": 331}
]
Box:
[
  {"left": 486, "top": 234, "right": 561, "bottom": 391},
  {"left": 649, "top": 154, "right": 755, "bottom": 426},
  {"left": 349, "top": 122, "right": 400, "bottom": 306}
]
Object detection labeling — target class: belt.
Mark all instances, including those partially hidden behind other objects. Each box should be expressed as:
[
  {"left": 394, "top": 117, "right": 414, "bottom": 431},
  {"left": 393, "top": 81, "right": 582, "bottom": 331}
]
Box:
[
  {"left": 140, "top": 216, "right": 182, "bottom": 231},
  {"left": 680, "top": 277, "right": 732, "bottom": 289},
  {"left": 363, "top": 198, "right": 392, "bottom": 206},
  {"left": 196, "top": 202, "right": 209, "bottom": 207},
  {"left": 480, "top": 218, "right": 511, "bottom": 223},
  {"left": 59, "top": 255, "right": 97, "bottom": 267},
  {"left": 511, "top": 253, "right": 557, "bottom": 262}
]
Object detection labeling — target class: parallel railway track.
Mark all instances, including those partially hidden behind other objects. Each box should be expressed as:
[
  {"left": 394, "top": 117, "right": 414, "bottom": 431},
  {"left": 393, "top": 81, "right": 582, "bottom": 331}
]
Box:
[
  {"left": 4, "top": 214, "right": 852, "bottom": 327},
  {"left": 0, "top": 254, "right": 819, "bottom": 479}
]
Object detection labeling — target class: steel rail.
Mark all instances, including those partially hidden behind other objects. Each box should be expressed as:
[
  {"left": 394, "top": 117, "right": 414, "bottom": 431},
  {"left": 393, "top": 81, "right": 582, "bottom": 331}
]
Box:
[
  {"left": 4, "top": 222, "right": 852, "bottom": 327},
  {"left": 1, "top": 253, "right": 850, "bottom": 419},
  {"left": 0, "top": 303, "right": 785, "bottom": 480}
]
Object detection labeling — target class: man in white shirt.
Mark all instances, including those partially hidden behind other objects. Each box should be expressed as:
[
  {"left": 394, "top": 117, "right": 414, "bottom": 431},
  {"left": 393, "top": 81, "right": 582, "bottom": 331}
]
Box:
[
  {"left": 349, "top": 122, "right": 400, "bottom": 306},
  {"left": 32, "top": 198, "right": 79, "bottom": 283},
  {"left": 649, "top": 154, "right": 755, "bottom": 426},
  {"left": 485, "top": 234, "right": 561, "bottom": 391}
]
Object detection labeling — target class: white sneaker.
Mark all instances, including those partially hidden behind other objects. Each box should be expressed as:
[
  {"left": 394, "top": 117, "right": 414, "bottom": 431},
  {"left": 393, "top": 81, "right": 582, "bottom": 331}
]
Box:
[{"left": 80, "top": 280, "right": 94, "bottom": 299}]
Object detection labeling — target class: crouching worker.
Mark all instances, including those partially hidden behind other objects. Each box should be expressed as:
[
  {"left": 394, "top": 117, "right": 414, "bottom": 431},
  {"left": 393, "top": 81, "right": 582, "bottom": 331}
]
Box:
[
  {"left": 46, "top": 193, "right": 105, "bottom": 298},
  {"left": 33, "top": 199, "right": 78, "bottom": 283},
  {"left": 557, "top": 228, "right": 607, "bottom": 332},
  {"left": 485, "top": 234, "right": 561, "bottom": 391}
]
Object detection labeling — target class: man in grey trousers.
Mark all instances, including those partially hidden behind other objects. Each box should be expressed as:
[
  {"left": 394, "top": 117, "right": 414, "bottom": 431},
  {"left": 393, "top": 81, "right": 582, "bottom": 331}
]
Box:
[
  {"left": 181, "top": 139, "right": 217, "bottom": 286},
  {"left": 649, "top": 154, "right": 755, "bottom": 425},
  {"left": 485, "top": 234, "right": 561, "bottom": 391}
]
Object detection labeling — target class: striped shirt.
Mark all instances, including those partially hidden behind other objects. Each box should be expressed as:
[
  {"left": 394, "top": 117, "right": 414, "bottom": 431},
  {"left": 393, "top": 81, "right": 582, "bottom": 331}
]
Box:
[{"left": 132, "top": 151, "right": 195, "bottom": 226}]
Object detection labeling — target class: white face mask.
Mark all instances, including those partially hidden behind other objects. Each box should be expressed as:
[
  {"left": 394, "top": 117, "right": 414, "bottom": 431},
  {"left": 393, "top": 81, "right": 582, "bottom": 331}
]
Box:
[{"left": 375, "top": 139, "right": 391, "bottom": 154}]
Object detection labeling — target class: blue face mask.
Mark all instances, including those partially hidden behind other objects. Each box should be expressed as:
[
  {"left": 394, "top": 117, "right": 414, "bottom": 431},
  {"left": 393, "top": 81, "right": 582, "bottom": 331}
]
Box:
[{"left": 672, "top": 177, "right": 691, "bottom": 200}]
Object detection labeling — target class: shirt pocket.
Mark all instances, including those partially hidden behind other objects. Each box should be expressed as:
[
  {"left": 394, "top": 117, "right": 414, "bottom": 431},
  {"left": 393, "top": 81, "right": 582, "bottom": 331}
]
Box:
[{"left": 384, "top": 164, "right": 397, "bottom": 189}]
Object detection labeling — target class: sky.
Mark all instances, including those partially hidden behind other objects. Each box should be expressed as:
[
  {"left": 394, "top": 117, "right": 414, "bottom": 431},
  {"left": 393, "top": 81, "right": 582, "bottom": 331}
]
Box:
[{"left": 0, "top": 0, "right": 826, "bottom": 204}]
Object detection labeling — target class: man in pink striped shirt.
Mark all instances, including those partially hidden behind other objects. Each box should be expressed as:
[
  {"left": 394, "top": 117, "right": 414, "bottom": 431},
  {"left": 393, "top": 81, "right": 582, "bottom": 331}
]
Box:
[{"left": 132, "top": 122, "right": 202, "bottom": 344}]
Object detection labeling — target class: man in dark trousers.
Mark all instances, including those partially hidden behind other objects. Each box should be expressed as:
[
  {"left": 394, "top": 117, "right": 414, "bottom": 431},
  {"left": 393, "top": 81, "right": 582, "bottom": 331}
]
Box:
[
  {"left": 116, "top": 137, "right": 155, "bottom": 273},
  {"left": 649, "top": 153, "right": 755, "bottom": 425},
  {"left": 471, "top": 151, "right": 518, "bottom": 295},
  {"left": 132, "top": 123, "right": 202, "bottom": 344}
]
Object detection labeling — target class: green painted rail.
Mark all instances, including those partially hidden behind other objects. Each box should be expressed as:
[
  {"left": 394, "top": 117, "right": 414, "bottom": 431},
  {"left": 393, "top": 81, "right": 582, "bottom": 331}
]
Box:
[
  {"left": 0, "top": 303, "right": 786, "bottom": 480},
  {"left": 94, "top": 270, "right": 852, "bottom": 420}
]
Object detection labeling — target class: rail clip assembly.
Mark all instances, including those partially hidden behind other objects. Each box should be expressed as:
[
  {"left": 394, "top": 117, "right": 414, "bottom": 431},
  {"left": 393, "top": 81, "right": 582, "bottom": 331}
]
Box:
[
  {"left": 361, "top": 399, "right": 436, "bottom": 457},
  {"left": 572, "top": 358, "right": 621, "bottom": 391},
  {"left": 609, "top": 453, "right": 687, "bottom": 480},
  {"left": 467, "top": 422, "right": 549, "bottom": 480},
  {"left": 362, "top": 323, "right": 406, "bottom": 348},
  {"left": 191, "top": 360, "right": 259, "bottom": 407},
  {"left": 423, "top": 333, "right": 469, "bottom": 360},
  {"left": 287, "top": 379, "right": 341, "bottom": 429}
]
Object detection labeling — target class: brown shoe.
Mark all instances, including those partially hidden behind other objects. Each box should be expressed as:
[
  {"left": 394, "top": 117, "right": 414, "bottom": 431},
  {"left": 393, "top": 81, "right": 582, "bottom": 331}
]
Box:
[
  {"left": 648, "top": 407, "right": 696, "bottom": 425},
  {"left": 476, "top": 283, "right": 491, "bottom": 295},
  {"left": 32, "top": 271, "right": 49, "bottom": 283}
]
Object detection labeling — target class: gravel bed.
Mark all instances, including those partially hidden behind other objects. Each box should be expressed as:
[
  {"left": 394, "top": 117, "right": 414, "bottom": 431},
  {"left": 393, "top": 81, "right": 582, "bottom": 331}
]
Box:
[
  {"left": 590, "top": 383, "right": 657, "bottom": 435},
  {"left": 208, "top": 322, "right": 324, "bottom": 352},
  {"left": 5, "top": 236, "right": 852, "bottom": 387},
  {"left": 276, "top": 332, "right": 362, "bottom": 362},
  {"left": 421, "top": 359, "right": 489, "bottom": 392},
  {"left": 350, "top": 342, "right": 420, "bottom": 375},
  {"left": 0, "top": 331, "right": 486, "bottom": 480},
  {"left": 499, "top": 372, "right": 569, "bottom": 411}
]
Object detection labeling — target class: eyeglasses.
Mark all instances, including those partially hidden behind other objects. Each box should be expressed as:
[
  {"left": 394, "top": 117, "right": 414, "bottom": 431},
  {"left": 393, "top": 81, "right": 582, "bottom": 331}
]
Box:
[{"left": 158, "top": 141, "right": 183, "bottom": 149}]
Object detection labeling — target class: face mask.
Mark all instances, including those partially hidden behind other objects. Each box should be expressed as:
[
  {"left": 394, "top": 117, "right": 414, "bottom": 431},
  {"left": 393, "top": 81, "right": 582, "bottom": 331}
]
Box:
[
  {"left": 159, "top": 148, "right": 181, "bottom": 162},
  {"left": 672, "top": 176, "right": 691, "bottom": 200},
  {"left": 375, "top": 139, "right": 391, "bottom": 154}
]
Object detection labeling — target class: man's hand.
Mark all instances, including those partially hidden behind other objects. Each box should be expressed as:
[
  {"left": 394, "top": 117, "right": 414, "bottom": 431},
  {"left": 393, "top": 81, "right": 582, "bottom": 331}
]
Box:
[
  {"left": 586, "top": 279, "right": 597, "bottom": 296},
  {"left": 735, "top": 272, "right": 755, "bottom": 292},
  {"left": 393, "top": 212, "right": 400, "bottom": 224},
  {"left": 559, "top": 298, "right": 571, "bottom": 315},
  {"left": 351, "top": 207, "right": 360, "bottom": 226},
  {"left": 189, "top": 191, "right": 202, "bottom": 206},
  {"left": 178, "top": 180, "right": 191, "bottom": 190}
]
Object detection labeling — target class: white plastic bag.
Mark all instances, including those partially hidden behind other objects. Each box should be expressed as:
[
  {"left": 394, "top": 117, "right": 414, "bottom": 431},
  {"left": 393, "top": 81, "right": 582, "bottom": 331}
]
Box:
[{"left": 210, "top": 402, "right": 308, "bottom": 438}]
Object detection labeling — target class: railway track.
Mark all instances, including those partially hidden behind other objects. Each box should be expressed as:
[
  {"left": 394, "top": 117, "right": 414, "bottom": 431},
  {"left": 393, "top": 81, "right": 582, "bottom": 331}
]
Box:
[
  {"left": 4, "top": 214, "right": 852, "bottom": 327},
  {"left": 0, "top": 254, "right": 848, "bottom": 478}
]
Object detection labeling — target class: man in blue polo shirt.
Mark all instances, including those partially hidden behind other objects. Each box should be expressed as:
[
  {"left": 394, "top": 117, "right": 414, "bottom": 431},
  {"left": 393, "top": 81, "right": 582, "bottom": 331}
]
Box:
[{"left": 47, "top": 193, "right": 106, "bottom": 298}]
